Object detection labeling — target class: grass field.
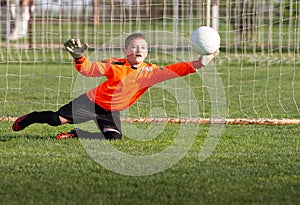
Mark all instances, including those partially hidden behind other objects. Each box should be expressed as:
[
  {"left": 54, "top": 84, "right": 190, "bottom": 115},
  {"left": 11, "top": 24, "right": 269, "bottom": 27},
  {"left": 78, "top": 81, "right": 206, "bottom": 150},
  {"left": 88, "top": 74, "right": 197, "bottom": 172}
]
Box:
[
  {"left": 1, "top": 55, "right": 300, "bottom": 204},
  {"left": 1, "top": 18, "right": 300, "bottom": 204},
  {"left": 0, "top": 121, "right": 300, "bottom": 205}
]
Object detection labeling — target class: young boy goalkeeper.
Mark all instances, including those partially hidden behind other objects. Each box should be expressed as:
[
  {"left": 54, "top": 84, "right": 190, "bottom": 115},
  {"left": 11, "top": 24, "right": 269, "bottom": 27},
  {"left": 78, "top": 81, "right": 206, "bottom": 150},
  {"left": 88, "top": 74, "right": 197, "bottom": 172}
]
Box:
[{"left": 12, "top": 33, "right": 219, "bottom": 140}]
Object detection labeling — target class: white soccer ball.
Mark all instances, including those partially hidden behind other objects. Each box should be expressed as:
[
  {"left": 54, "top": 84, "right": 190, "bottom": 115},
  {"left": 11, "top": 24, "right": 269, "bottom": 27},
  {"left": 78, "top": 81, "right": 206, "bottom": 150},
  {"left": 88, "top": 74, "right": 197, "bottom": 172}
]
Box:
[{"left": 189, "top": 26, "right": 221, "bottom": 55}]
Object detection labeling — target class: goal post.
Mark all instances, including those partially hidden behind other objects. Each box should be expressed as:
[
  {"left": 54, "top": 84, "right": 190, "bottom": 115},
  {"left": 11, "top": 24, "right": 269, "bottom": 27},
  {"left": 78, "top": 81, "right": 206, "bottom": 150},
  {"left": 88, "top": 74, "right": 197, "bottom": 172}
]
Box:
[
  {"left": 211, "top": 0, "right": 219, "bottom": 30},
  {"left": 206, "top": 0, "right": 211, "bottom": 27},
  {"left": 1, "top": 0, "right": 300, "bottom": 125}
]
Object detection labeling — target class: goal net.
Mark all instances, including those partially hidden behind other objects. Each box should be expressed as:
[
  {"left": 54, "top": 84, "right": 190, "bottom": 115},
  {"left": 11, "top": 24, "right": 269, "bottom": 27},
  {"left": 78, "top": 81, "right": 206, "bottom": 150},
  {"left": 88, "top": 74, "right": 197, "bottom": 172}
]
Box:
[{"left": 1, "top": 0, "right": 300, "bottom": 124}]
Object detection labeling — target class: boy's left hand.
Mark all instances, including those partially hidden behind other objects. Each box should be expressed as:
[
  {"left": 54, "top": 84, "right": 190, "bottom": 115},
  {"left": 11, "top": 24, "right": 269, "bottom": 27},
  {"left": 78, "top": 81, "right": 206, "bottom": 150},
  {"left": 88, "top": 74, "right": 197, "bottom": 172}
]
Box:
[
  {"left": 193, "top": 50, "right": 219, "bottom": 69},
  {"left": 200, "top": 50, "right": 219, "bottom": 66}
]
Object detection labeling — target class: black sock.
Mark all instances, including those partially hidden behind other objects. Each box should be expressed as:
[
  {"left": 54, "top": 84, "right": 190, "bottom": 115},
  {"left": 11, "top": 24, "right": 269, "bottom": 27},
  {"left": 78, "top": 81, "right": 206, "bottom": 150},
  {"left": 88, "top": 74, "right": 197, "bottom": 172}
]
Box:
[{"left": 19, "top": 111, "right": 61, "bottom": 127}]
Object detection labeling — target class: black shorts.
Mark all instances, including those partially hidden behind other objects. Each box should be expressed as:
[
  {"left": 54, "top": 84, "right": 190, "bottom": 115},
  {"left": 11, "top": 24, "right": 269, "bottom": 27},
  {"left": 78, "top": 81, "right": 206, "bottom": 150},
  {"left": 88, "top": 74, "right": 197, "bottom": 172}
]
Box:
[{"left": 57, "top": 94, "right": 121, "bottom": 133}]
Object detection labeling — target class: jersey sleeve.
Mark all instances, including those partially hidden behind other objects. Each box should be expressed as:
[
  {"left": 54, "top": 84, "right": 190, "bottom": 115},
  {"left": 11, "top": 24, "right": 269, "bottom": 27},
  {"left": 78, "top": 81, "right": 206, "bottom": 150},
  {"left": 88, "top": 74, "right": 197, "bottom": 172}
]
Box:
[
  {"left": 151, "top": 61, "right": 196, "bottom": 83},
  {"left": 163, "top": 61, "right": 196, "bottom": 76},
  {"left": 74, "top": 56, "right": 108, "bottom": 77}
]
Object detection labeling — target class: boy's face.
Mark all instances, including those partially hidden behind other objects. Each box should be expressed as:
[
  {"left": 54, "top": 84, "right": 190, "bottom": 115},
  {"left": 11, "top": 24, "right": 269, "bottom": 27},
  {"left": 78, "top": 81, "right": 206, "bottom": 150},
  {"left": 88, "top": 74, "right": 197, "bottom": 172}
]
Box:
[{"left": 124, "top": 38, "right": 148, "bottom": 66}]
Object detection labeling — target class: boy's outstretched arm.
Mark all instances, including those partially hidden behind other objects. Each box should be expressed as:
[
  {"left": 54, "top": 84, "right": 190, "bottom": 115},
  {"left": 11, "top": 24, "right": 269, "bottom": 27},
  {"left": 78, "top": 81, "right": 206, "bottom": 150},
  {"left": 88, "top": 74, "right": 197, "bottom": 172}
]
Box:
[
  {"left": 191, "top": 50, "right": 220, "bottom": 70},
  {"left": 64, "top": 38, "right": 88, "bottom": 59}
]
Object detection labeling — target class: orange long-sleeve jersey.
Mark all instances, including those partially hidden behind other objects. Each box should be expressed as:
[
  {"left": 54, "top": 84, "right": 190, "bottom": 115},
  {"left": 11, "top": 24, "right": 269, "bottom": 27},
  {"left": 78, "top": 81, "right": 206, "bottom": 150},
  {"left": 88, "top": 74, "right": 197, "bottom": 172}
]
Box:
[{"left": 74, "top": 57, "right": 196, "bottom": 111}]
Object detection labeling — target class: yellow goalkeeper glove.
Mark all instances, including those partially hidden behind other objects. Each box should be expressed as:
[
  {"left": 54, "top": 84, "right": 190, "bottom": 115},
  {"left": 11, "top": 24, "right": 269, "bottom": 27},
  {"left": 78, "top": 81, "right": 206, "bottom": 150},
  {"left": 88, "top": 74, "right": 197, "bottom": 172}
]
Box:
[{"left": 64, "top": 38, "right": 88, "bottom": 59}]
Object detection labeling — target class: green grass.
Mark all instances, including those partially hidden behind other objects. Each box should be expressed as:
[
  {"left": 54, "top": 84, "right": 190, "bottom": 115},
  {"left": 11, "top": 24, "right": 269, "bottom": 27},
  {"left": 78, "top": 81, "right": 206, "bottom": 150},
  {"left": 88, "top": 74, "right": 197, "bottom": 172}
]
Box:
[
  {"left": 1, "top": 15, "right": 300, "bottom": 204},
  {"left": 0, "top": 122, "right": 299, "bottom": 205},
  {"left": 1, "top": 58, "right": 300, "bottom": 204}
]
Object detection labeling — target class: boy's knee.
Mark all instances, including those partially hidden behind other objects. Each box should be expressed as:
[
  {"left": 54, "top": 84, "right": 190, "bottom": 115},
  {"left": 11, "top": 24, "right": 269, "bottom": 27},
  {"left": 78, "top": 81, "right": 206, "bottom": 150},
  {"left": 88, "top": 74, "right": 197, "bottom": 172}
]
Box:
[
  {"left": 59, "top": 115, "right": 71, "bottom": 124},
  {"left": 103, "top": 131, "right": 122, "bottom": 140}
]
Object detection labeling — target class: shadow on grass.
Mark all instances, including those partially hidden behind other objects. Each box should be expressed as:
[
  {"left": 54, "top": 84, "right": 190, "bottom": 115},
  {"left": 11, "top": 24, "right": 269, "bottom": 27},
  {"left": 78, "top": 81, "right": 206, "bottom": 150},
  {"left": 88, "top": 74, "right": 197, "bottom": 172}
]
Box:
[
  {"left": 0, "top": 133, "right": 57, "bottom": 141},
  {"left": 0, "top": 122, "right": 76, "bottom": 142}
]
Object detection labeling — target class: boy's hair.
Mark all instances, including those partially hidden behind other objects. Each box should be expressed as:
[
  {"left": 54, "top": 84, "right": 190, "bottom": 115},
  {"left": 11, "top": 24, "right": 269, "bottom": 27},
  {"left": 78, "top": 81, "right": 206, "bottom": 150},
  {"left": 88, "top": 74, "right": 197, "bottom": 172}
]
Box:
[{"left": 125, "top": 33, "right": 147, "bottom": 48}]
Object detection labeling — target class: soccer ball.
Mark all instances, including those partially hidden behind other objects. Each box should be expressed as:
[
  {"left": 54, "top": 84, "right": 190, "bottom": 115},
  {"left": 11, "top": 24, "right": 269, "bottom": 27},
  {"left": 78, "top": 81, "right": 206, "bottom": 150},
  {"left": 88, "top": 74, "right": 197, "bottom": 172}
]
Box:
[{"left": 189, "top": 26, "right": 221, "bottom": 55}]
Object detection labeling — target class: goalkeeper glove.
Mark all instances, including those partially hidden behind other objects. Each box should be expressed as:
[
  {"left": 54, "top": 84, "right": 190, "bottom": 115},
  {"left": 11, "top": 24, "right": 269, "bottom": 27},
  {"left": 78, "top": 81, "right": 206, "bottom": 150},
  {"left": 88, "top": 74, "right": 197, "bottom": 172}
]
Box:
[
  {"left": 192, "top": 50, "right": 219, "bottom": 69},
  {"left": 64, "top": 38, "right": 88, "bottom": 59}
]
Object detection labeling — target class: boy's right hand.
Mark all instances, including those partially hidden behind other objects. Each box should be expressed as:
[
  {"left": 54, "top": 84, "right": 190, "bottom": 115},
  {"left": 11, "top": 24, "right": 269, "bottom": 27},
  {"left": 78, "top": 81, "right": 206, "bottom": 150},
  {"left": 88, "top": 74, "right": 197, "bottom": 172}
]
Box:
[{"left": 64, "top": 38, "right": 88, "bottom": 59}]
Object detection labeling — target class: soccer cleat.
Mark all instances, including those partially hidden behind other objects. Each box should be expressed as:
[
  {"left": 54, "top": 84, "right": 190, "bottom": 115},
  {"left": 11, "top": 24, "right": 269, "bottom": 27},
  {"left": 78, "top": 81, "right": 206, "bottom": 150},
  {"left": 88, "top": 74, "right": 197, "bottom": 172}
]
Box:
[
  {"left": 56, "top": 129, "right": 78, "bottom": 140},
  {"left": 12, "top": 113, "right": 31, "bottom": 132}
]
